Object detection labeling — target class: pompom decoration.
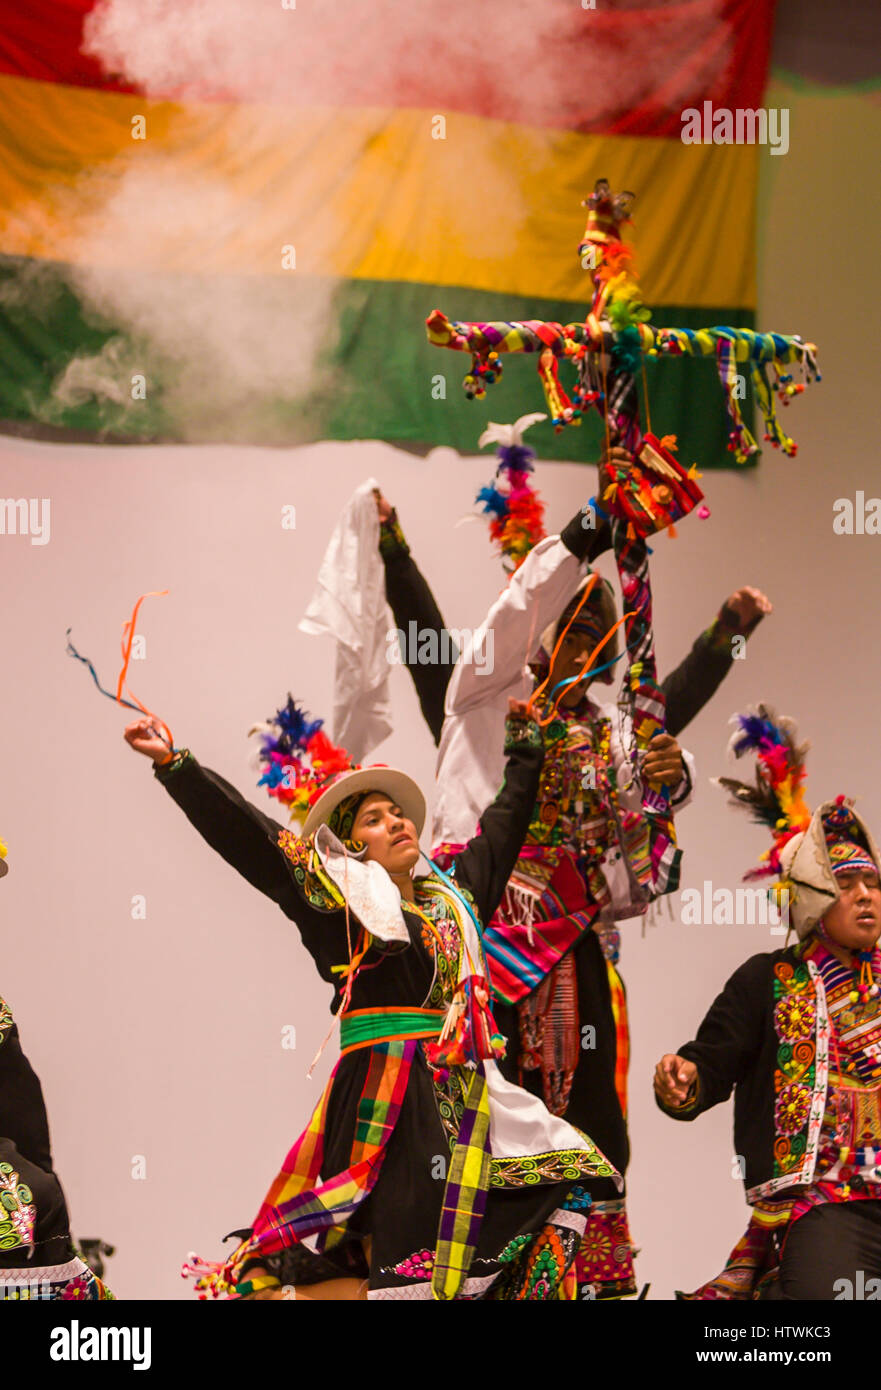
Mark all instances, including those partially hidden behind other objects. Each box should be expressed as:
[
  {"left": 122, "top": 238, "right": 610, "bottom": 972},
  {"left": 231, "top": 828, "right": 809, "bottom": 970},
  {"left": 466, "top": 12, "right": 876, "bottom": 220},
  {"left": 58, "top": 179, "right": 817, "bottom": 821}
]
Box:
[
  {"left": 426, "top": 176, "right": 818, "bottom": 461},
  {"left": 600, "top": 432, "right": 703, "bottom": 540},
  {"left": 250, "top": 694, "right": 356, "bottom": 825},
  {"left": 716, "top": 705, "right": 811, "bottom": 881},
  {"left": 476, "top": 413, "right": 548, "bottom": 572},
  {"left": 424, "top": 975, "right": 506, "bottom": 1073}
]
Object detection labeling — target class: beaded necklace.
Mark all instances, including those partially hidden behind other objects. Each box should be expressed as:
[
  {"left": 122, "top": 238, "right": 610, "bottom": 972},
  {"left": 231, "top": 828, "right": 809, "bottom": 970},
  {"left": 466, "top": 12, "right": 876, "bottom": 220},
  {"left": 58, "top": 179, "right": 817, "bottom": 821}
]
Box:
[{"left": 530, "top": 697, "right": 615, "bottom": 855}]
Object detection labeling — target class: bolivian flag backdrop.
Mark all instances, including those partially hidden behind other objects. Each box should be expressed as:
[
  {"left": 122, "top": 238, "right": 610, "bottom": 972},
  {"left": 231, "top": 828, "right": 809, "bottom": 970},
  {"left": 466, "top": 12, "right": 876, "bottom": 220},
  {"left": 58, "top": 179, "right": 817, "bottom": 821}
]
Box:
[{"left": 0, "top": 0, "right": 776, "bottom": 464}]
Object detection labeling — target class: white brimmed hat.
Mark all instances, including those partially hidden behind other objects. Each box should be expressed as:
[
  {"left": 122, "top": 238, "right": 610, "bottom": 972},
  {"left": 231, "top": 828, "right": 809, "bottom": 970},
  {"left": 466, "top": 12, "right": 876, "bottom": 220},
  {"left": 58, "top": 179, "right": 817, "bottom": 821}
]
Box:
[{"left": 302, "top": 766, "right": 426, "bottom": 840}]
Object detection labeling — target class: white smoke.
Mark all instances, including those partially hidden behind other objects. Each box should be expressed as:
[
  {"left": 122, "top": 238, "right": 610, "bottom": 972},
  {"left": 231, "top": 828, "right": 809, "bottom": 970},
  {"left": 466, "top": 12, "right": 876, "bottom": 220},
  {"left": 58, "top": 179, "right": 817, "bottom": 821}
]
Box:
[
  {"left": 20, "top": 0, "right": 730, "bottom": 440},
  {"left": 82, "top": 0, "right": 728, "bottom": 126},
  {"left": 50, "top": 156, "right": 340, "bottom": 440}
]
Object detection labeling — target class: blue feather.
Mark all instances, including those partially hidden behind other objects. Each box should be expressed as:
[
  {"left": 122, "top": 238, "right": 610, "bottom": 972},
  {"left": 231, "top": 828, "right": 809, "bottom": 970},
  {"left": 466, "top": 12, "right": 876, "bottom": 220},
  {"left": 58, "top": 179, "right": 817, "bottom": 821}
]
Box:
[
  {"left": 258, "top": 763, "right": 291, "bottom": 790},
  {"left": 475, "top": 484, "right": 509, "bottom": 520},
  {"left": 270, "top": 696, "right": 323, "bottom": 752}
]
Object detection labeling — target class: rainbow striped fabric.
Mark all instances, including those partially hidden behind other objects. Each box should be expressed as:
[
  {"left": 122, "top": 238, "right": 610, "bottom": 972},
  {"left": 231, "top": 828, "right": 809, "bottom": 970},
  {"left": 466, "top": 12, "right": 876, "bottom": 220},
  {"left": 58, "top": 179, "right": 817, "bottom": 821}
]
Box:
[{"left": 0, "top": 0, "right": 776, "bottom": 462}]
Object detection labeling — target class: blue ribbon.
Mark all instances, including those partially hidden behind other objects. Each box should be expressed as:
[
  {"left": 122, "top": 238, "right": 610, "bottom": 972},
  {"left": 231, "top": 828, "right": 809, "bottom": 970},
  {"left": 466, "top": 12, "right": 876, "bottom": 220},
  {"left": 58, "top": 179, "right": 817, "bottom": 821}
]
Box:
[{"left": 66, "top": 629, "right": 173, "bottom": 748}]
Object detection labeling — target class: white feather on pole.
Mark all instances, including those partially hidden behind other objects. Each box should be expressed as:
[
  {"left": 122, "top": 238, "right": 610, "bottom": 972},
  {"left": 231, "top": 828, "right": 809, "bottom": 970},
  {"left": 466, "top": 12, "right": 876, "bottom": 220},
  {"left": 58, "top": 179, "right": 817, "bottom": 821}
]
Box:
[{"left": 477, "top": 412, "right": 547, "bottom": 451}]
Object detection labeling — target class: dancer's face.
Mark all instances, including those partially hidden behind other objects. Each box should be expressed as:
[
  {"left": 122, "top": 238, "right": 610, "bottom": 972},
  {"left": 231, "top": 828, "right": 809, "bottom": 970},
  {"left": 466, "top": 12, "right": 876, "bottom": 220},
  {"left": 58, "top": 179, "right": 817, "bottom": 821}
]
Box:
[
  {"left": 823, "top": 868, "right": 881, "bottom": 952},
  {"left": 549, "top": 630, "right": 599, "bottom": 705},
  {"left": 352, "top": 794, "right": 420, "bottom": 876}
]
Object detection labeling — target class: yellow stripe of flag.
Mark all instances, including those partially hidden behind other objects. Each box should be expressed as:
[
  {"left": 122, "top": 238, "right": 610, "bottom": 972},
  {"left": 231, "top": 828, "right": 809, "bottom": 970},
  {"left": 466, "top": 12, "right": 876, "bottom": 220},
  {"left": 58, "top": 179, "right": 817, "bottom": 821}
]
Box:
[{"left": 0, "top": 73, "right": 758, "bottom": 308}]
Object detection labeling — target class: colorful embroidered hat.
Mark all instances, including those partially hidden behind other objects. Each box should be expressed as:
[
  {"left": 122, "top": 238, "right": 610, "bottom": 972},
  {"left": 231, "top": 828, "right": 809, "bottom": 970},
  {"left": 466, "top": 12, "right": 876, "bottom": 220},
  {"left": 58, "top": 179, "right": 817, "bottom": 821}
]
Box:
[
  {"left": 828, "top": 841, "right": 877, "bottom": 875},
  {"left": 777, "top": 799, "right": 881, "bottom": 939},
  {"left": 536, "top": 575, "right": 619, "bottom": 685},
  {"left": 718, "top": 707, "right": 881, "bottom": 939},
  {"left": 821, "top": 800, "right": 878, "bottom": 878}
]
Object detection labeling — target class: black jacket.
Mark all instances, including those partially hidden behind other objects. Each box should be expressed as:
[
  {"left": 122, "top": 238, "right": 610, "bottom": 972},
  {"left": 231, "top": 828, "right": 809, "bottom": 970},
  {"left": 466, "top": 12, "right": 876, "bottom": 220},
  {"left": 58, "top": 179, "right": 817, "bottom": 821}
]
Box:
[
  {"left": 154, "top": 733, "right": 543, "bottom": 1000},
  {"left": 0, "top": 1006, "right": 72, "bottom": 1267},
  {"left": 657, "top": 945, "right": 828, "bottom": 1201}
]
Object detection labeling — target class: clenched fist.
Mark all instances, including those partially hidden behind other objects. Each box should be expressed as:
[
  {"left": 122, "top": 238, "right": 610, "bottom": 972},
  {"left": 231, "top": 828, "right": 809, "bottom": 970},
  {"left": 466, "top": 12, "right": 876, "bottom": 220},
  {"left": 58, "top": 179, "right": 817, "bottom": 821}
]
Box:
[
  {"left": 643, "top": 733, "right": 683, "bottom": 790},
  {"left": 124, "top": 717, "right": 173, "bottom": 766},
  {"left": 654, "top": 1053, "right": 698, "bottom": 1108}
]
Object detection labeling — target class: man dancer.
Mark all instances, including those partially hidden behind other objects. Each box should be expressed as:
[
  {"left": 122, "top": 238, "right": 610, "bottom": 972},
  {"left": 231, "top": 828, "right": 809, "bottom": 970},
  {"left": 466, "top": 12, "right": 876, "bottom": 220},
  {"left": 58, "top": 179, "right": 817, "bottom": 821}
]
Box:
[
  {"left": 373, "top": 458, "right": 770, "bottom": 1297},
  {"left": 656, "top": 720, "right": 881, "bottom": 1300}
]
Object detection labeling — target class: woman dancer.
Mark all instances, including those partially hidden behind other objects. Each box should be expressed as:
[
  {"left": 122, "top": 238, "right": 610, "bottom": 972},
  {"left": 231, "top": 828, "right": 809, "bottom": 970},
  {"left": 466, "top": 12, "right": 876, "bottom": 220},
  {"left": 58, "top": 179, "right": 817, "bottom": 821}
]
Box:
[{"left": 124, "top": 701, "right": 619, "bottom": 1301}]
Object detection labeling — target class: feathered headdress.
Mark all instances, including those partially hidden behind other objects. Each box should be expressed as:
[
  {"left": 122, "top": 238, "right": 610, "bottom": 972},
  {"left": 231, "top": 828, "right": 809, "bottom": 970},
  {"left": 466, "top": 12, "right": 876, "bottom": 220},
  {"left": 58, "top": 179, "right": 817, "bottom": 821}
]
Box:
[
  {"left": 249, "top": 695, "right": 355, "bottom": 825},
  {"left": 716, "top": 705, "right": 811, "bottom": 881},
  {"left": 475, "top": 413, "right": 547, "bottom": 572}
]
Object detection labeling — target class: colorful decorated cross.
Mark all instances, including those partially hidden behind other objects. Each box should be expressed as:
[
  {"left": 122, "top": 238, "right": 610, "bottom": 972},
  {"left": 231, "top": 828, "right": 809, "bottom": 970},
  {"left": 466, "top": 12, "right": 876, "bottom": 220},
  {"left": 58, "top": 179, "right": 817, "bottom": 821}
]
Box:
[
  {"left": 427, "top": 180, "right": 819, "bottom": 902},
  {"left": 426, "top": 179, "right": 819, "bottom": 465}
]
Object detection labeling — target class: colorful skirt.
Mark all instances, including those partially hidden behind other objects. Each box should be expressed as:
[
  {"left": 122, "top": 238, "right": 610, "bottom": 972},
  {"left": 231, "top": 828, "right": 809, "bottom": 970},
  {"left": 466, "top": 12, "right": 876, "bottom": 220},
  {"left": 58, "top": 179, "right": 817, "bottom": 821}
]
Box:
[
  {"left": 574, "top": 1198, "right": 637, "bottom": 1299},
  {"left": 186, "top": 1021, "right": 620, "bottom": 1302}
]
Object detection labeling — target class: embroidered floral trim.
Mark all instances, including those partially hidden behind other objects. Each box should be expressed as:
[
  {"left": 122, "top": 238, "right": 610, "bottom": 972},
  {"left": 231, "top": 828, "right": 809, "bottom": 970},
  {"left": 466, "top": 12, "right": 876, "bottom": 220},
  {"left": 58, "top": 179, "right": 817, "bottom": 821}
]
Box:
[
  {"left": 769, "top": 958, "right": 816, "bottom": 1178},
  {"left": 775, "top": 1083, "right": 812, "bottom": 1136},
  {"left": 774, "top": 993, "right": 816, "bottom": 1042},
  {"left": 277, "top": 829, "right": 344, "bottom": 911},
  {"left": 747, "top": 953, "right": 829, "bottom": 1202},
  {"left": 489, "top": 1148, "right": 617, "bottom": 1187},
  {"left": 503, "top": 713, "right": 543, "bottom": 754},
  {"left": 432, "top": 1067, "right": 615, "bottom": 1187},
  {"left": 405, "top": 892, "right": 461, "bottom": 1008},
  {"left": 0, "top": 997, "right": 13, "bottom": 1045},
  {"left": 0, "top": 1161, "right": 36, "bottom": 1251}
]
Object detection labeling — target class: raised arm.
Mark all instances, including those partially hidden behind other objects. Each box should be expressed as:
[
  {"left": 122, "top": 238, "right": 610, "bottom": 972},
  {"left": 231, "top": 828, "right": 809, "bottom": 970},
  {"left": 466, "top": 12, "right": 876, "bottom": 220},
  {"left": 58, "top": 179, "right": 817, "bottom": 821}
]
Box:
[
  {"left": 444, "top": 506, "right": 613, "bottom": 718},
  {"left": 661, "top": 588, "right": 771, "bottom": 738},
  {"left": 378, "top": 501, "right": 456, "bottom": 747},
  {"left": 153, "top": 750, "right": 298, "bottom": 908},
  {"left": 450, "top": 705, "right": 544, "bottom": 925},
  {"left": 653, "top": 953, "right": 767, "bottom": 1121}
]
